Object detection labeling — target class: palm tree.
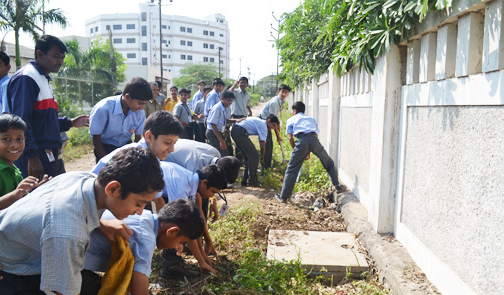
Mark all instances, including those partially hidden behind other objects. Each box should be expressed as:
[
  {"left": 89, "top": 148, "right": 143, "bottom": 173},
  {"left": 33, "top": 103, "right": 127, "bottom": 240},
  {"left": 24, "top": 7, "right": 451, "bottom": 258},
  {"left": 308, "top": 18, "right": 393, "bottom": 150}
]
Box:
[{"left": 0, "top": 0, "right": 67, "bottom": 68}]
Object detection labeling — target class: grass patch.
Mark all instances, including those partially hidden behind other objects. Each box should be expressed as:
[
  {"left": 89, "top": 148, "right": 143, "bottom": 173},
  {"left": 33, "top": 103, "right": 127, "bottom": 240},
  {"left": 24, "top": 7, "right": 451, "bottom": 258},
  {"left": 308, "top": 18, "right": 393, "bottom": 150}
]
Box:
[{"left": 62, "top": 127, "right": 93, "bottom": 163}]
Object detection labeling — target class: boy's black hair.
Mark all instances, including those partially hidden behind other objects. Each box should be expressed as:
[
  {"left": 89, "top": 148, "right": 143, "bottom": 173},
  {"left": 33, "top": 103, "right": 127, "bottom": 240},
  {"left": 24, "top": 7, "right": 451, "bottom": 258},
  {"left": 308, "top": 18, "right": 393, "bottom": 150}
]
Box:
[
  {"left": 202, "top": 86, "right": 212, "bottom": 92},
  {"left": 0, "top": 114, "right": 27, "bottom": 133},
  {"left": 197, "top": 165, "right": 228, "bottom": 190},
  {"left": 221, "top": 90, "right": 234, "bottom": 100},
  {"left": 292, "top": 101, "right": 305, "bottom": 113},
  {"left": 170, "top": 86, "right": 178, "bottom": 91},
  {"left": 238, "top": 77, "right": 248, "bottom": 83},
  {"left": 34, "top": 35, "right": 67, "bottom": 59},
  {"left": 143, "top": 110, "right": 184, "bottom": 138},
  {"left": 179, "top": 88, "right": 189, "bottom": 95},
  {"left": 197, "top": 80, "right": 206, "bottom": 86},
  {"left": 157, "top": 199, "right": 204, "bottom": 240},
  {"left": 215, "top": 156, "right": 241, "bottom": 184},
  {"left": 266, "top": 114, "right": 280, "bottom": 125},
  {"left": 155, "top": 81, "right": 163, "bottom": 88},
  {"left": 212, "top": 78, "right": 225, "bottom": 86},
  {"left": 149, "top": 82, "right": 159, "bottom": 88},
  {"left": 114, "top": 90, "right": 123, "bottom": 96},
  {"left": 97, "top": 148, "right": 165, "bottom": 200},
  {"left": 123, "top": 77, "right": 153, "bottom": 101},
  {"left": 278, "top": 84, "right": 292, "bottom": 92},
  {"left": 0, "top": 51, "right": 10, "bottom": 66}
]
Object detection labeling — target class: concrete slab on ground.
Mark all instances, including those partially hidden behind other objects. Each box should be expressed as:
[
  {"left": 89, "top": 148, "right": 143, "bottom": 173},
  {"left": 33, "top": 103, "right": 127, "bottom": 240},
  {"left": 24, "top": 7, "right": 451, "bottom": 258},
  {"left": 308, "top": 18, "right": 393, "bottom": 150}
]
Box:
[{"left": 267, "top": 230, "right": 369, "bottom": 279}]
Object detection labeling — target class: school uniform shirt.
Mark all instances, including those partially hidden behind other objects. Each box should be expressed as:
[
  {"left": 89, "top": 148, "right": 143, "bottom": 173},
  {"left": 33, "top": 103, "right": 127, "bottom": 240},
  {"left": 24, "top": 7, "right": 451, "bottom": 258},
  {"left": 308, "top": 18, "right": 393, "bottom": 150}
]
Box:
[
  {"left": 258, "top": 95, "right": 283, "bottom": 119},
  {"left": 235, "top": 117, "right": 268, "bottom": 142},
  {"left": 206, "top": 101, "right": 230, "bottom": 132},
  {"left": 0, "top": 74, "right": 10, "bottom": 113},
  {"left": 7, "top": 61, "right": 73, "bottom": 158},
  {"left": 204, "top": 89, "right": 220, "bottom": 117},
  {"left": 160, "top": 162, "right": 199, "bottom": 202},
  {"left": 173, "top": 101, "right": 192, "bottom": 125},
  {"left": 0, "top": 172, "right": 102, "bottom": 295},
  {"left": 0, "top": 158, "right": 23, "bottom": 196},
  {"left": 193, "top": 99, "right": 206, "bottom": 123},
  {"left": 84, "top": 210, "right": 158, "bottom": 278},
  {"left": 192, "top": 90, "right": 203, "bottom": 112},
  {"left": 89, "top": 95, "right": 145, "bottom": 147},
  {"left": 231, "top": 88, "right": 251, "bottom": 117},
  {"left": 285, "top": 112, "right": 319, "bottom": 136},
  {"left": 164, "top": 139, "right": 219, "bottom": 172},
  {"left": 155, "top": 93, "right": 166, "bottom": 106}
]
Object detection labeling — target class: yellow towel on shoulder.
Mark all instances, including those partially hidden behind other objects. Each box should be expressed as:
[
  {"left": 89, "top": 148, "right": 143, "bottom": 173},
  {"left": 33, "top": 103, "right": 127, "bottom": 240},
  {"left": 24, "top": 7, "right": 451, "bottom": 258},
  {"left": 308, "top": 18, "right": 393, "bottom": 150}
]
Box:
[{"left": 98, "top": 236, "right": 135, "bottom": 295}]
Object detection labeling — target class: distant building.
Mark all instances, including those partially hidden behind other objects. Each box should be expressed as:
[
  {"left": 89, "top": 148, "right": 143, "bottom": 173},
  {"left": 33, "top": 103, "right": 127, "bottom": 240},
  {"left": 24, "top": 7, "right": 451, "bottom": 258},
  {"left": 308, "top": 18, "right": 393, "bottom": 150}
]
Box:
[
  {"left": 1, "top": 42, "right": 33, "bottom": 73},
  {"left": 85, "top": 3, "right": 230, "bottom": 79}
]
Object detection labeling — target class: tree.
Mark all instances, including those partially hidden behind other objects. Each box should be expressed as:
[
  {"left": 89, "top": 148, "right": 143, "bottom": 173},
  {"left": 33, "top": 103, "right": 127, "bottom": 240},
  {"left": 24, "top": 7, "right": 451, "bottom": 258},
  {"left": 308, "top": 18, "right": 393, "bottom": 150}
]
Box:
[
  {"left": 255, "top": 74, "right": 278, "bottom": 98},
  {"left": 174, "top": 63, "right": 223, "bottom": 93},
  {"left": 0, "top": 0, "right": 68, "bottom": 68}
]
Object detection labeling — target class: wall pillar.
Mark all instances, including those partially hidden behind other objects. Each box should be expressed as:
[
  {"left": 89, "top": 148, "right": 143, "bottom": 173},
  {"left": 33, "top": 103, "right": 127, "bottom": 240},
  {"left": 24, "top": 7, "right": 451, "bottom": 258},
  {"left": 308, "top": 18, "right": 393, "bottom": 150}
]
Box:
[
  {"left": 327, "top": 65, "right": 341, "bottom": 162},
  {"left": 456, "top": 12, "right": 484, "bottom": 77},
  {"left": 310, "top": 79, "right": 320, "bottom": 121},
  {"left": 483, "top": 0, "right": 504, "bottom": 72}
]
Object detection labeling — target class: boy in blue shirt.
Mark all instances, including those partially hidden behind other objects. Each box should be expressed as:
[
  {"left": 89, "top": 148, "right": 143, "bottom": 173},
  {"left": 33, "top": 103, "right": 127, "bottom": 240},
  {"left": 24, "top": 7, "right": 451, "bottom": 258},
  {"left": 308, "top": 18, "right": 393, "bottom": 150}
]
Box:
[
  {"left": 83, "top": 199, "right": 205, "bottom": 295},
  {"left": 191, "top": 80, "right": 206, "bottom": 112},
  {"left": 232, "top": 114, "right": 280, "bottom": 187},
  {"left": 0, "top": 147, "right": 165, "bottom": 295},
  {"left": 193, "top": 86, "right": 212, "bottom": 142},
  {"left": 173, "top": 88, "right": 194, "bottom": 139},
  {"left": 206, "top": 90, "right": 244, "bottom": 156},
  {"left": 0, "top": 51, "right": 11, "bottom": 114},
  {"left": 276, "top": 101, "right": 346, "bottom": 203},
  {"left": 204, "top": 78, "right": 225, "bottom": 117},
  {"left": 89, "top": 77, "right": 152, "bottom": 163}
]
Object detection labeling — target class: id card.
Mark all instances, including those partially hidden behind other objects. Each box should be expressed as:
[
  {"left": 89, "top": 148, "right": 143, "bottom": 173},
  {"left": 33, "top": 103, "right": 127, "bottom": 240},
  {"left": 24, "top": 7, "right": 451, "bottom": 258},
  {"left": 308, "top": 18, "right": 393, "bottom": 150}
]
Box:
[
  {"left": 45, "top": 149, "right": 56, "bottom": 162},
  {"left": 218, "top": 203, "right": 229, "bottom": 217}
]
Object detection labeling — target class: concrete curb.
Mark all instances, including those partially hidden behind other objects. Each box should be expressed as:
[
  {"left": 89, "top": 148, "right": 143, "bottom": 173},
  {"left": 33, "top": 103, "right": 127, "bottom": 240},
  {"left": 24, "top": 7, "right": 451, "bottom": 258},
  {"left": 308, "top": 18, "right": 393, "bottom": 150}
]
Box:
[{"left": 338, "top": 192, "right": 441, "bottom": 295}]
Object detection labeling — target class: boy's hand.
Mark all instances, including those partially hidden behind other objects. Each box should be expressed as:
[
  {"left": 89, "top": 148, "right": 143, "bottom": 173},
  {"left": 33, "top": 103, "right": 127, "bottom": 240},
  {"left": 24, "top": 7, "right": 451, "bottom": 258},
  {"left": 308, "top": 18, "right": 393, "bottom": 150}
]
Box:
[
  {"left": 219, "top": 140, "right": 227, "bottom": 151},
  {"left": 199, "top": 262, "right": 217, "bottom": 276},
  {"left": 209, "top": 199, "right": 219, "bottom": 223},
  {"left": 71, "top": 115, "right": 90, "bottom": 127},
  {"left": 204, "top": 241, "right": 218, "bottom": 257},
  {"left": 28, "top": 156, "right": 44, "bottom": 180},
  {"left": 38, "top": 174, "right": 51, "bottom": 186},
  {"left": 99, "top": 219, "right": 133, "bottom": 243},
  {"left": 15, "top": 176, "right": 40, "bottom": 198},
  {"left": 306, "top": 153, "right": 311, "bottom": 161}
]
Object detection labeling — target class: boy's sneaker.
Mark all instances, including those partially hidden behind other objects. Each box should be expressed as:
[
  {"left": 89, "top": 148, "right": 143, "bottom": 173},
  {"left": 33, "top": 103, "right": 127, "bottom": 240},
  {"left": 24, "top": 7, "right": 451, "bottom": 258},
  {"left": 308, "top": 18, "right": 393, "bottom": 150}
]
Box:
[
  {"left": 274, "top": 194, "right": 286, "bottom": 203},
  {"left": 336, "top": 184, "right": 348, "bottom": 194}
]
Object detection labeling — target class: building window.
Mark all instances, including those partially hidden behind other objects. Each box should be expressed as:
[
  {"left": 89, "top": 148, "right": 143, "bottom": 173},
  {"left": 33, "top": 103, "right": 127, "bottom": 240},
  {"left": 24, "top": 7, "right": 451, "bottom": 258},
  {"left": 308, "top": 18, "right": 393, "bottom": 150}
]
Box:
[
  {"left": 90, "top": 28, "right": 93, "bottom": 34},
  {"left": 188, "top": 55, "right": 192, "bottom": 60},
  {"left": 142, "top": 58, "right": 147, "bottom": 65},
  {"left": 187, "top": 28, "right": 192, "bottom": 33},
  {"left": 210, "top": 31, "right": 214, "bottom": 36},
  {"left": 180, "top": 26, "right": 185, "bottom": 32},
  {"left": 203, "top": 43, "right": 208, "bottom": 48},
  {"left": 162, "top": 25, "right": 167, "bottom": 29},
  {"left": 113, "top": 24, "right": 122, "bottom": 30},
  {"left": 127, "top": 24, "right": 135, "bottom": 29},
  {"left": 162, "top": 39, "right": 167, "bottom": 44},
  {"left": 203, "top": 57, "right": 208, "bottom": 62},
  {"left": 203, "top": 30, "right": 208, "bottom": 35},
  {"left": 210, "top": 44, "right": 214, "bottom": 49},
  {"left": 180, "top": 40, "right": 185, "bottom": 46},
  {"left": 181, "top": 55, "right": 186, "bottom": 60},
  {"left": 162, "top": 54, "right": 167, "bottom": 58},
  {"left": 113, "top": 38, "right": 122, "bottom": 44},
  {"left": 187, "top": 41, "right": 192, "bottom": 47},
  {"left": 168, "top": 55, "right": 171, "bottom": 58},
  {"left": 210, "top": 57, "right": 215, "bottom": 62},
  {"left": 141, "top": 12, "right": 146, "bottom": 21},
  {"left": 220, "top": 33, "right": 223, "bottom": 37},
  {"left": 127, "top": 53, "right": 136, "bottom": 58},
  {"left": 142, "top": 43, "right": 147, "bottom": 51},
  {"left": 95, "top": 26, "right": 98, "bottom": 32},
  {"left": 141, "top": 26, "right": 147, "bottom": 36},
  {"left": 127, "top": 38, "right": 135, "bottom": 43},
  {"left": 106, "top": 25, "right": 110, "bottom": 31},
  {"left": 220, "top": 20, "right": 224, "bottom": 23},
  {"left": 220, "top": 60, "right": 224, "bottom": 64}
]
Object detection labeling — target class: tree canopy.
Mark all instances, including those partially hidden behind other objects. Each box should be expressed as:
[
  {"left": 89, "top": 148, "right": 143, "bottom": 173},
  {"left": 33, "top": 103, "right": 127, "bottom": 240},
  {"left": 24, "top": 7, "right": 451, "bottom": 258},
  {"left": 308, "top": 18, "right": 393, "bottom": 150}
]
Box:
[
  {"left": 174, "top": 63, "right": 235, "bottom": 93},
  {"left": 277, "top": 0, "right": 452, "bottom": 87}
]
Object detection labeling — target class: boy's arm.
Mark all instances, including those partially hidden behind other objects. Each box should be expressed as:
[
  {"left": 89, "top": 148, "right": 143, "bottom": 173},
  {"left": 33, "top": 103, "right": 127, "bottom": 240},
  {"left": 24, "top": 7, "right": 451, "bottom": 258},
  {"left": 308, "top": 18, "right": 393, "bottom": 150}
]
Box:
[
  {"left": 226, "top": 117, "right": 245, "bottom": 124},
  {"left": 0, "top": 176, "right": 45, "bottom": 210},
  {"left": 195, "top": 193, "right": 217, "bottom": 257},
  {"left": 274, "top": 125, "right": 283, "bottom": 143},
  {"left": 130, "top": 271, "right": 150, "bottom": 295},
  {"left": 260, "top": 140, "right": 266, "bottom": 157},
  {"left": 211, "top": 123, "right": 227, "bottom": 151},
  {"left": 288, "top": 133, "right": 295, "bottom": 149},
  {"left": 92, "top": 135, "right": 107, "bottom": 160},
  {"left": 187, "top": 239, "right": 217, "bottom": 275},
  {"left": 99, "top": 219, "right": 134, "bottom": 242},
  {"left": 153, "top": 197, "right": 166, "bottom": 212}
]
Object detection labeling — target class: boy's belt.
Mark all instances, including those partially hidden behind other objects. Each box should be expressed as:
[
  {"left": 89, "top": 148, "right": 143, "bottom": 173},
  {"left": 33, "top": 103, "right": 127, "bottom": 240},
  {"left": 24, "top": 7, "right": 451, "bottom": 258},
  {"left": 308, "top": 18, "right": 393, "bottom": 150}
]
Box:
[{"left": 295, "top": 132, "right": 316, "bottom": 138}]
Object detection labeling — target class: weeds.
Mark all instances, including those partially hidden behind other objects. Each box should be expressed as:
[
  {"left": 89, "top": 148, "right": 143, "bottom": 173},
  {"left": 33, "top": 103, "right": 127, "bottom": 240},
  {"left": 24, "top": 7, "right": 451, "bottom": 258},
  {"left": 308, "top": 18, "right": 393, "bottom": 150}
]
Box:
[{"left": 62, "top": 127, "right": 93, "bottom": 163}]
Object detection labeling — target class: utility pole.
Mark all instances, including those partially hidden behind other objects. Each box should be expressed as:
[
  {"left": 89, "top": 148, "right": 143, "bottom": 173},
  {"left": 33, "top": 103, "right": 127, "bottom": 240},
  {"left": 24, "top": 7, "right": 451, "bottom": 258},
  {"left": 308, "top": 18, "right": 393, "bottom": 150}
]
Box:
[
  {"left": 239, "top": 56, "right": 242, "bottom": 77},
  {"left": 151, "top": 0, "right": 172, "bottom": 92},
  {"left": 271, "top": 12, "right": 281, "bottom": 91}
]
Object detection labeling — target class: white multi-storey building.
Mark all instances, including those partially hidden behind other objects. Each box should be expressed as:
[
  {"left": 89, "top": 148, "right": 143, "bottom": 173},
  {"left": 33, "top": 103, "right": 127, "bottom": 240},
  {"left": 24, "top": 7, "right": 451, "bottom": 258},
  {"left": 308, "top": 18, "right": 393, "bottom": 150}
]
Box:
[{"left": 85, "top": 3, "right": 230, "bottom": 80}]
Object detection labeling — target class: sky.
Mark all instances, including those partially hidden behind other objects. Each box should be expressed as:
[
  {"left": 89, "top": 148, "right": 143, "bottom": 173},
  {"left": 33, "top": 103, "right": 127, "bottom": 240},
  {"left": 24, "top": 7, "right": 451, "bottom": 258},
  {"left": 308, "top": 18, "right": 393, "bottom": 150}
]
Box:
[{"left": 3, "top": 0, "right": 302, "bottom": 82}]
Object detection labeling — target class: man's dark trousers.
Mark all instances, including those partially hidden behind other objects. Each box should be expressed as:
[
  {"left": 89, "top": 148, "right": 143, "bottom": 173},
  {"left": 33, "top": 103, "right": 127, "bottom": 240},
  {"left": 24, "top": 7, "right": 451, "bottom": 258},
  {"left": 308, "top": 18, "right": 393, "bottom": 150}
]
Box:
[{"left": 231, "top": 125, "right": 259, "bottom": 185}]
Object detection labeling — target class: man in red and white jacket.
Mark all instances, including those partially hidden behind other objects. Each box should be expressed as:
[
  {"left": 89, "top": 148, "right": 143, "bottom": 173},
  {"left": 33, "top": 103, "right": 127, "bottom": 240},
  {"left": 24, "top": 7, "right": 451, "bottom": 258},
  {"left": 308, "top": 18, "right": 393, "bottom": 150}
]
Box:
[{"left": 7, "top": 35, "right": 88, "bottom": 179}]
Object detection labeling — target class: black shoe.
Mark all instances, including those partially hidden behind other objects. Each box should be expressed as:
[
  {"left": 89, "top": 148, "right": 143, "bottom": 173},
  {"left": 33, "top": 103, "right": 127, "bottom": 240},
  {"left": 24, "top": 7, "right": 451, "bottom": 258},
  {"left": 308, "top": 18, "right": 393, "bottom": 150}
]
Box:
[
  {"left": 247, "top": 180, "right": 262, "bottom": 187},
  {"left": 336, "top": 184, "right": 348, "bottom": 194},
  {"left": 241, "top": 179, "right": 248, "bottom": 187},
  {"left": 274, "top": 194, "right": 287, "bottom": 203},
  {"left": 159, "top": 265, "right": 199, "bottom": 279}
]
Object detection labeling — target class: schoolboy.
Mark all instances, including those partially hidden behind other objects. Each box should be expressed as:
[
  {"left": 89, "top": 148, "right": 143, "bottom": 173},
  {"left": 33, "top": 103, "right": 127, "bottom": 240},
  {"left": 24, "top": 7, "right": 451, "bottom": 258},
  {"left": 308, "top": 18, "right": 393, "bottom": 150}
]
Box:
[
  {"left": 0, "top": 114, "right": 49, "bottom": 210},
  {"left": 89, "top": 77, "right": 151, "bottom": 162},
  {"left": 192, "top": 80, "right": 206, "bottom": 112},
  {"left": 258, "top": 84, "right": 291, "bottom": 170},
  {"left": 232, "top": 114, "right": 280, "bottom": 187},
  {"left": 154, "top": 81, "right": 166, "bottom": 105},
  {"left": 173, "top": 88, "right": 193, "bottom": 139},
  {"left": 204, "top": 78, "right": 225, "bottom": 117},
  {"left": 193, "top": 86, "right": 212, "bottom": 142},
  {"left": 0, "top": 51, "right": 11, "bottom": 114},
  {"left": 162, "top": 86, "right": 179, "bottom": 113},
  {"left": 206, "top": 90, "right": 244, "bottom": 156},
  {"left": 158, "top": 163, "right": 227, "bottom": 279},
  {"left": 144, "top": 82, "right": 162, "bottom": 118},
  {"left": 0, "top": 147, "right": 164, "bottom": 295},
  {"left": 92, "top": 110, "right": 184, "bottom": 210},
  {"left": 230, "top": 77, "right": 252, "bottom": 118},
  {"left": 83, "top": 199, "right": 205, "bottom": 295},
  {"left": 276, "top": 101, "right": 346, "bottom": 203},
  {"left": 8, "top": 35, "right": 89, "bottom": 179}
]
